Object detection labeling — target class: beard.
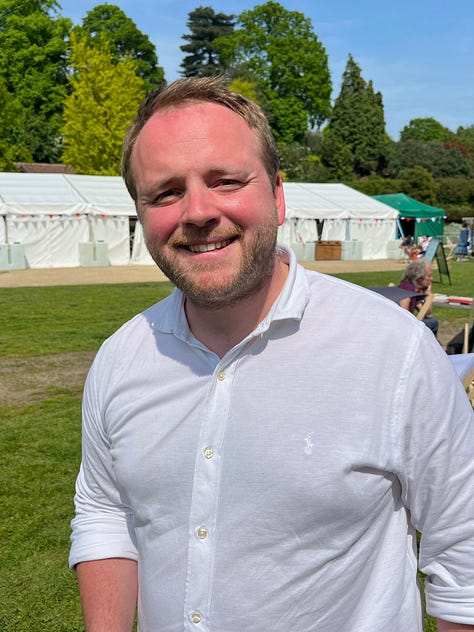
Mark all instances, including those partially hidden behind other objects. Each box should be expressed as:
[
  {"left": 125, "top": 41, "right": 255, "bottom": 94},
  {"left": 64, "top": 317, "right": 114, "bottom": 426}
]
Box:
[{"left": 145, "top": 211, "right": 279, "bottom": 310}]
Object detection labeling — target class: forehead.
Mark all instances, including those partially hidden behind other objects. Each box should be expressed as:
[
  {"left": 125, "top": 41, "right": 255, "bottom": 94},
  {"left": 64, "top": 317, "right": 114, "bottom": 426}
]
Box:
[
  {"left": 139, "top": 101, "right": 256, "bottom": 147},
  {"left": 131, "top": 101, "right": 263, "bottom": 181}
]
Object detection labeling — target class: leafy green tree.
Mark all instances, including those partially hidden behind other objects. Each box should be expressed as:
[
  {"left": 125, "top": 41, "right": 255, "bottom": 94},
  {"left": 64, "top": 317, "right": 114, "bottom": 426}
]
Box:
[
  {"left": 399, "top": 165, "right": 439, "bottom": 206},
  {"left": 0, "top": 0, "right": 71, "bottom": 162},
  {"left": 61, "top": 34, "right": 145, "bottom": 175},
  {"left": 454, "top": 125, "right": 474, "bottom": 170},
  {"left": 348, "top": 176, "right": 401, "bottom": 197},
  {"left": 72, "top": 3, "right": 164, "bottom": 90},
  {"left": 278, "top": 142, "right": 329, "bottom": 182},
  {"left": 0, "top": 77, "right": 32, "bottom": 170},
  {"left": 216, "top": 1, "right": 331, "bottom": 143},
  {"left": 393, "top": 140, "right": 471, "bottom": 178},
  {"left": 322, "top": 54, "right": 389, "bottom": 178},
  {"left": 227, "top": 78, "right": 259, "bottom": 103},
  {"left": 400, "top": 117, "right": 453, "bottom": 142},
  {"left": 437, "top": 177, "right": 474, "bottom": 207},
  {"left": 180, "top": 6, "right": 235, "bottom": 77}
]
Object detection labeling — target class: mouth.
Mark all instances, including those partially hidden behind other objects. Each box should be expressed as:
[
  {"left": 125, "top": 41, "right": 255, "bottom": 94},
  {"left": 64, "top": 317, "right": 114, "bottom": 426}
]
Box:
[{"left": 186, "top": 238, "right": 233, "bottom": 253}]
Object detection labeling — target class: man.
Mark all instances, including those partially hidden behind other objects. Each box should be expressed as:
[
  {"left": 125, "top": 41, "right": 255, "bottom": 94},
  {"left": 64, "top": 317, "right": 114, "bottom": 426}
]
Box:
[
  {"left": 70, "top": 77, "right": 474, "bottom": 631},
  {"left": 398, "top": 259, "right": 439, "bottom": 337}
]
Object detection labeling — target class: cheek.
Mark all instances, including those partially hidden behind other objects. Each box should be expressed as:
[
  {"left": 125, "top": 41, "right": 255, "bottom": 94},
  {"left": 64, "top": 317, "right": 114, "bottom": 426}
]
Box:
[
  {"left": 140, "top": 210, "right": 176, "bottom": 245},
  {"left": 224, "top": 193, "right": 274, "bottom": 228}
]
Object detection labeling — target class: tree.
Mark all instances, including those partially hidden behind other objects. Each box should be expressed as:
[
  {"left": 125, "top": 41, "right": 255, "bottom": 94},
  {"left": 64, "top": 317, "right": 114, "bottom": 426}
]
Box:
[
  {"left": 322, "top": 54, "right": 389, "bottom": 178},
  {"left": 400, "top": 117, "right": 453, "bottom": 142},
  {"left": 227, "top": 77, "right": 261, "bottom": 104},
  {"left": 73, "top": 3, "right": 164, "bottom": 90},
  {"left": 455, "top": 125, "right": 474, "bottom": 159},
  {"left": 0, "top": 0, "right": 71, "bottom": 162},
  {"left": 320, "top": 134, "right": 354, "bottom": 181},
  {"left": 393, "top": 139, "right": 471, "bottom": 178},
  {"left": 216, "top": 1, "right": 331, "bottom": 143},
  {"left": 0, "top": 77, "right": 32, "bottom": 170},
  {"left": 399, "top": 165, "right": 439, "bottom": 206},
  {"left": 278, "top": 141, "right": 329, "bottom": 182},
  {"left": 61, "top": 34, "right": 145, "bottom": 175},
  {"left": 180, "top": 6, "right": 235, "bottom": 77}
]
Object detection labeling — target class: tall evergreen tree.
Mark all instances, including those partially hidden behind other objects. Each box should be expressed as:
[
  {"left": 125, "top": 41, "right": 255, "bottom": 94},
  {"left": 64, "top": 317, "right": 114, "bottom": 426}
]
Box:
[
  {"left": 216, "top": 1, "right": 331, "bottom": 143},
  {"left": 73, "top": 3, "right": 164, "bottom": 90},
  {"left": 61, "top": 34, "right": 145, "bottom": 175},
  {"left": 322, "top": 55, "right": 388, "bottom": 178},
  {"left": 180, "top": 6, "right": 235, "bottom": 77},
  {"left": 0, "top": 0, "right": 71, "bottom": 163}
]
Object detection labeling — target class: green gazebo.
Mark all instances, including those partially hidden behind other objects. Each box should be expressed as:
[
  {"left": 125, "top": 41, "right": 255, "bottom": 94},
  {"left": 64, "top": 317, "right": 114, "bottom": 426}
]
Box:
[{"left": 372, "top": 193, "right": 445, "bottom": 240}]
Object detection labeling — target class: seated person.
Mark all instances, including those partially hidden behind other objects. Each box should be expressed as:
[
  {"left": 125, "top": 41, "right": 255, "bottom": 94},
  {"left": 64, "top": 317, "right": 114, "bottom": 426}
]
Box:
[
  {"left": 398, "top": 259, "right": 439, "bottom": 337},
  {"left": 419, "top": 234, "right": 431, "bottom": 256},
  {"left": 400, "top": 234, "right": 421, "bottom": 258}
]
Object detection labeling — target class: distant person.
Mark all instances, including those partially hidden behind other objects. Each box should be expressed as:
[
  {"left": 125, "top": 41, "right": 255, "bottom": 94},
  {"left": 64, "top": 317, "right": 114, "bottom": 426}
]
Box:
[
  {"left": 398, "top": 259, "right": 439, "bottom": 337},
  {"left": 69, "top": 76, "right": 474, "bottom": 632},
  {"left": 454, "top": 222, "right": 470, "bottom": 261},
  {"left": 419, "top": 234, "right": 431, "bottom": 256},
  {"left": 400, "top": 234, "right": 420, "bottom": 258}
]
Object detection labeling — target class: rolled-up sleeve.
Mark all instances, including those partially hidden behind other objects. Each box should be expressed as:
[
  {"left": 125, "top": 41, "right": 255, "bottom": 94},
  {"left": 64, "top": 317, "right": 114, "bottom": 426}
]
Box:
[{"left": 69, "top": 360, "right": 138, "bottom": 569}]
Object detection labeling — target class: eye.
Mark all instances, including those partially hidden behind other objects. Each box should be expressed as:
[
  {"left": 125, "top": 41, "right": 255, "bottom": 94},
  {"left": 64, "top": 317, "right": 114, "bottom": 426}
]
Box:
[
  {"left": 213, "top": 179, "right": 244, "bottom": 190},
  {"left": 154, "top": 189, "right": 183, "bottom": 205}
]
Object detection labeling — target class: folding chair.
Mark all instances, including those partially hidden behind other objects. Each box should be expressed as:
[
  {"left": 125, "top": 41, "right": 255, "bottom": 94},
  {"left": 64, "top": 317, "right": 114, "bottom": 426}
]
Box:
[
  {"left": 416, "top": 293, "right": 434, "bottom": 321},
  {"left": 462, "top": 295, "right": 474, "bottom": 353},
  {"left": 444, "top": 237, "right": 456, "bottom": 261}
]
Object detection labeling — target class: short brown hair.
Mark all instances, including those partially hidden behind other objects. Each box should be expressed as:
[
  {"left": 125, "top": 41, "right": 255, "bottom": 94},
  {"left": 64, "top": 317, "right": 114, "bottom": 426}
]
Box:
[{"left": 121, "top": 76, "right": 280, "bottom": 202}]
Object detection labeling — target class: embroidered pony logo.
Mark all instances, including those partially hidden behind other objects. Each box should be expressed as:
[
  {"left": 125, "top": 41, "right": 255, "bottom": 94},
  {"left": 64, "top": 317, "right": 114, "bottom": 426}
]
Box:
[{"left": 304, "top": 432, "right": 315, "bottom": 455}]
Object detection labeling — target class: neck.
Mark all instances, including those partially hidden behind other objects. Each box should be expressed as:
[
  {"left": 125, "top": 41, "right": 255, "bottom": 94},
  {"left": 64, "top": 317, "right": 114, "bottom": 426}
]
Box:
[{"left": 184, "top": 257, "right": 289, "bottom": 357}]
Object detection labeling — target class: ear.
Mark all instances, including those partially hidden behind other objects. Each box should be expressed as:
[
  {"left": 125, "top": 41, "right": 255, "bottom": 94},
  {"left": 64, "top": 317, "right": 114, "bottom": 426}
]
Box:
[{"left": 273, "top": 174, "right": 286, "bottom": 226}]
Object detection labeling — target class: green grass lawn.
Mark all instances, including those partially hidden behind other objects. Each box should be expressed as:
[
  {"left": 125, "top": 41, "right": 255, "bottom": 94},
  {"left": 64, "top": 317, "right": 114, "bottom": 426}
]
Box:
[{"left": 1, "top": 263, "right": 472, "bottom": 629}]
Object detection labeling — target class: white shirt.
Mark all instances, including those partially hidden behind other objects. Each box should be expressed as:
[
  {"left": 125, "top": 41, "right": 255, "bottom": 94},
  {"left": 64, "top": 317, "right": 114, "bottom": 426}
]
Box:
[{"left": 70, "top": 247, "right": 474, "bottom": 631}]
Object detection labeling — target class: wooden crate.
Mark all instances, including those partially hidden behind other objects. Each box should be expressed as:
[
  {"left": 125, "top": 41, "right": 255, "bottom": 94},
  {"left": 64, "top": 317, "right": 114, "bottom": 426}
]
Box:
[{"left": 315, "top": 241, "right": 342, "bottom": 260}]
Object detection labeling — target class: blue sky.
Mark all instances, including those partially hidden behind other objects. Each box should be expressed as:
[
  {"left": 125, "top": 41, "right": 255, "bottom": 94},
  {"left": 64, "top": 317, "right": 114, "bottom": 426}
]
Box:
[{"left": 58, "top": 1, "right": 474, "bottom": 140}]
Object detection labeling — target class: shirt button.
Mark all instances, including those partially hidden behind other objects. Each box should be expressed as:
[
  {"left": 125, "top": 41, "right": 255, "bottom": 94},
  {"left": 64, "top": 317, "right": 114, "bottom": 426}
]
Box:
[
  {"left": 203, "top": 447, "right": 214, "bottom": 459},
  {"left": 217, "top": 371, "right": 226, "bottom": 381},
  {"left": 190, "top": 610, "right": 203, "bottom": 624},
  {"left": 197, "top": 527, "right": 208, "bottom": 539}
]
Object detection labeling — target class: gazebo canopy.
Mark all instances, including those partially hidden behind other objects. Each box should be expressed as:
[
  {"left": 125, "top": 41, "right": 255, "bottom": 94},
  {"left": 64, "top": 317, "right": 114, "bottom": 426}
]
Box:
[{"left": 372, "top": 193, "right": 445, "bottom": 239}]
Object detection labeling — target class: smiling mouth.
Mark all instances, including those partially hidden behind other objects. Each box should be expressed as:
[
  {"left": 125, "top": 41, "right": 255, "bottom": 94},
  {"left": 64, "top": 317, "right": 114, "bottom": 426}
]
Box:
[{"left": 187, "top": 239, "right": 233, "bottom": 253}]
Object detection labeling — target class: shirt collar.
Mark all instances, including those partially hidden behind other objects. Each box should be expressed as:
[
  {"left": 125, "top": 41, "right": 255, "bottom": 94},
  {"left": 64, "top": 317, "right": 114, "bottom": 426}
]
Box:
[{"left": 154, "top": 244, "right": 311, "bottom": 342}]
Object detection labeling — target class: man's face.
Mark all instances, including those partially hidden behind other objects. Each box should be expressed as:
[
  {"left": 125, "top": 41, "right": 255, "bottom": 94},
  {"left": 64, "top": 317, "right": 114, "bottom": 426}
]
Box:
[{"left": 131, "top": 102, "right": 285, "bottom": 309}]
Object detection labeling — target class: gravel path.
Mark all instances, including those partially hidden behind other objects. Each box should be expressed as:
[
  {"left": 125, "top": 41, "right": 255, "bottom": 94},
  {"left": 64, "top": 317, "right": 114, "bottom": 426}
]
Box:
[{"left": 0, "top": 259, "right": 408, "bottom": 288}]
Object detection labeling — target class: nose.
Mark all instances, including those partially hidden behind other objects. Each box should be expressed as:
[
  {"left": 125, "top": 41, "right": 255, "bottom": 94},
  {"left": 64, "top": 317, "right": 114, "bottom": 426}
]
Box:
[{"left": 181, "top": 184, "right": 219, "bottom": 228}]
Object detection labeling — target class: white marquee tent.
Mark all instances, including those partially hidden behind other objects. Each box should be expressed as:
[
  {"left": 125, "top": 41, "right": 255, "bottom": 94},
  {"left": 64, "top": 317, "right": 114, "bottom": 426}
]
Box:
[
  {"left": 278, "top": 183, "right": 398, "bottom": 259},
  {"left": 0, "top": 173, "right": 399, "bottom": 268}
]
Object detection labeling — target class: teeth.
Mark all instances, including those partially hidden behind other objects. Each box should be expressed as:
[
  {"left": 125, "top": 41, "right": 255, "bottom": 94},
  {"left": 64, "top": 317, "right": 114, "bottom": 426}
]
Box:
[{"left": 188, "top": 239, "right": 231, "bottom": 253}]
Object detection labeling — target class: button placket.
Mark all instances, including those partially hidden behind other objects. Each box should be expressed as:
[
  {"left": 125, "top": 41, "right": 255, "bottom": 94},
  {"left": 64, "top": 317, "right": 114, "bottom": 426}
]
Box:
[{"left": 183, "top": 360, "right": 235, "bottom": 630}]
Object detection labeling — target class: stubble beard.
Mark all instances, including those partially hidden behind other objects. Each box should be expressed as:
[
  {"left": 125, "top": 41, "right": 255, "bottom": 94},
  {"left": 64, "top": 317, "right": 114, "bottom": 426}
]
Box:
[{"left": 145, "top": 212, "right": 279, "bottom": 310}]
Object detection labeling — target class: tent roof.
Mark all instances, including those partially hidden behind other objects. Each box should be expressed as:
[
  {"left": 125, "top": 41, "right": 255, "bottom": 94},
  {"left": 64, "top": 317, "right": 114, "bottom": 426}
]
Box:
[
  {"left": 64, "top": 174, "right": 136, "bottom": 215},
  {"left": 283, "top": 183, "right": 397, "bottom": 219},
  {"left": 372, "top": 193, "right": 445, "bottom": 218},
  {"left": 0, "top": 172, "right": 135, "bottom": 216}
]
